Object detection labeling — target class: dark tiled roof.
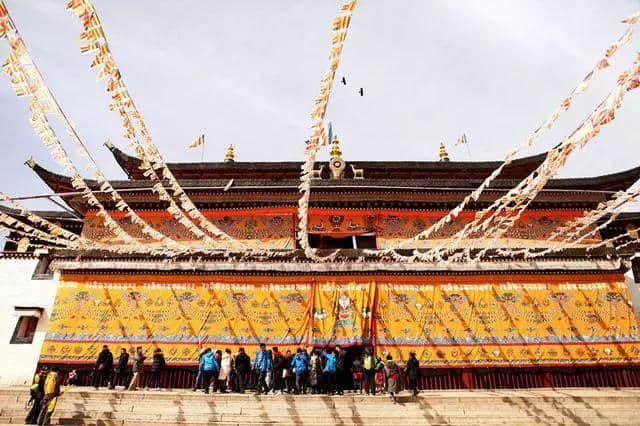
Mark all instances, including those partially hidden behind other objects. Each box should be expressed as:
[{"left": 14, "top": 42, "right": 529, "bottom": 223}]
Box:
[
  {"left": 27, "top": 159, "right": 640, "bottom": 213},
  {"left": 106, "top": 144, "right": 549, "bottom": 181}
]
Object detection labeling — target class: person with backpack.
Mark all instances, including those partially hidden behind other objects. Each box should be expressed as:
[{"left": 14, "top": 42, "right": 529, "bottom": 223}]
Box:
[
  {"left": 406, "top": 351, "right": 420, "bottom": 396},
  {"left": 309, "top": 349, "right": 324, "bottom": 394},
  {"left": 150, "top": 348, "right": 166, "bottom": 390},
  {"left": 199, "top": 348, "right": 218, "bottom": 394},
  {"left": 92, "top": 345, "right": 113, "bottom": 389},
  {"left": 218, "top": 348, "right": 234, "bottom": 393},
  {"left": 66, "top": 370, "right": 78, "bottom": 386},
  {"left": 384, "top": 354, "right": 401, "bottom": 404},
  {"left": 292, "top": 348, "right": 309, "bottom": 394},
  {"left": 128, "top": 347, "right": 146, "bottom": 391},
  {"left": 272, "top": 347, "right": 285, "bottom": 394},
  {"left": 25, "top": 367, "right": 47, "bottom": 424},
  {"left": 321, "top": 348, "right": 338, "bottom": 395},
  {"left": 253, "top": 343, "right": 273, "bottom": 395},
  {"left": 109, "top": 348, "right": 129, "bottom": 390},
  {"left": 193, "top": 347, "right": 209, "bottom": 392},
  {"left": 212, "top": 350, "right": 223, "bottom": 392},
  {"left": 375, "top": 356, "right": 385, "bottom": 394},
  {"left": 351, "top": 357, "right": 363, "bottom": 394},
  {"left": 283, "top": 350, "right": 294, "bottom": 393},
  {"left": 362, "top": 346, "right": 376, "bottom": 395},
  {"left": 234, "top": 347, "right": 251, "bottom": 393},
  {"left": 37, "top": 366, "right": 60, "bottom": 425}
]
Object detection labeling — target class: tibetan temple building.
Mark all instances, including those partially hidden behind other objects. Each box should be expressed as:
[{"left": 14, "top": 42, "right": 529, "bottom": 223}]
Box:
[{"left": 4, "top": 138, "right": 640, "bottom": 389}]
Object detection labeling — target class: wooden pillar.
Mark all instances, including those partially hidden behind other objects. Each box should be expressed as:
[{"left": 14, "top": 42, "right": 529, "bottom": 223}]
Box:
[{"left": 461, "top": 369, "right": 474, "bottom": 389}]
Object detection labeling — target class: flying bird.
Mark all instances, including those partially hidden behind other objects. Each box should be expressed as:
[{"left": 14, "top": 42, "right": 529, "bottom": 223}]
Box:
[
  {"left": 359, "top": 88, "right": 364, "bottom": 96},
  {"left": 341, "top": 77, "right": 346, "bottom": 85}
]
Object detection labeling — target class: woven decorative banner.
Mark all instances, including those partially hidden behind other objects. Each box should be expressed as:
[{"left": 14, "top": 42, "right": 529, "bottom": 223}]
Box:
[{"left": 41, "top": 274, "right": 640, "bottom": 367}]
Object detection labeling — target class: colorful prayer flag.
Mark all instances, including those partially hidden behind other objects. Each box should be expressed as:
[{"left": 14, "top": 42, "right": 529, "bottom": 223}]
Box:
[
  {"left": 455, "top": 133, "right": 467, "bottom": 146},
  {"left": 188, "top": 134, "right": 205, "bottom": 149}
]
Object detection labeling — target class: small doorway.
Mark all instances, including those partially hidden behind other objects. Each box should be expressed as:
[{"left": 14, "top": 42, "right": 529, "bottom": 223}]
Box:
[{"left": 341, "top": 345, "right": 365, "bottom": 390}]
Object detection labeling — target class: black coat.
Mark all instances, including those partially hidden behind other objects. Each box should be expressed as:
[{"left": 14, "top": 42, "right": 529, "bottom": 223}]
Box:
[
  {"left": 234, "top": 352, "right": 251, "bottom": 374},
  {"left": 406, "top": 356, "right": 420, "bottom": 379},
  {"left": 96, "top": 349, "right": 114, "bottom": 371},
  {"left": 115, "top": 352, "right": 129, "bottom": 373},
  {"left": 337, "top": 351, "right": 346, "bottom": 371},
  {"left": 152, "top": 353, "right": 166, "bottom": 372},
  {"left": 273, "top": 353, "right": 285, "bottom": 372}
]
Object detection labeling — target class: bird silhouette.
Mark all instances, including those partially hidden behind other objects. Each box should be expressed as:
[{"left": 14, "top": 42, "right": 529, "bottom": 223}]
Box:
[
  {"left": 359, "top": 87, "right": 364, "bottom": 96},
  {"left": 341, "top": 77, "right": 346, "bottom": 85}
]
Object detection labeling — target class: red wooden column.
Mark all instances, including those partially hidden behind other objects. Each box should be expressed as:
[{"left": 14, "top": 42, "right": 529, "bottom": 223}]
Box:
[{"left": 461, "top": 369, "right": 474, "bottom": 389}]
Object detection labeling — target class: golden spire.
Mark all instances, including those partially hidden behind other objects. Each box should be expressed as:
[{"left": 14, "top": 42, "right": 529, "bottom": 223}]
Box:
[
  {"left": 330, "top": 134, "right": 342, "bottom": 158},
  {"left": 224, "top": 144, "right": 235, "bottom": 162},
  {"left": 439, "top": 142, "right": 450, "bottom": 162}
]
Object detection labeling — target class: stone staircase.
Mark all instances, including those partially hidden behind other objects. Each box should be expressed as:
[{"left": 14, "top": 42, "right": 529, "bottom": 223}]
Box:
[{"left": 2, "top": 386, "right": 640, "bottom": 425}]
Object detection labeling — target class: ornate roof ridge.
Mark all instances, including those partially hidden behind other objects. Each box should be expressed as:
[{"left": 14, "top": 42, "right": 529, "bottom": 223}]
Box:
[{"left": 105, "top": 143, "right": 550, "bottom": 181}]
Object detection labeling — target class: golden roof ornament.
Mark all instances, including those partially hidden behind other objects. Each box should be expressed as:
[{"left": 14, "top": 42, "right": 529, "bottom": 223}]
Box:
[
  {"left": 330, "top": 134, "right": 342, "bottom": 158},
  {"left": 329, "top": 134, "right": 346, "bottom": 179},
  {"left": 439, "top": 142, "right": 450, "bottom": 162},
  {"left": 224, "top": 144, "right": 235, "bottom": 163}
]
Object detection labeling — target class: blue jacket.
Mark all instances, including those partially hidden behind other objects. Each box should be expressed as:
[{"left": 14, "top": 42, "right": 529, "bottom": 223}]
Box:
[
  {"left": 199, "top": 352, "right": 219, "bottom": 372},
  {"left": 291, "top": 353, "right": 309, "bottom": 375},
  {"left": 322, "top": 351, "right": 337, "bottom": 373},
  {"left": 253, "top": 349, "right": 273, "bottom": 372}
]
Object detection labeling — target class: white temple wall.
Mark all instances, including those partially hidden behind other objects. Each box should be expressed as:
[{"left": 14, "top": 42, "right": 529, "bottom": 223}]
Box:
[
  {"left": 0, "top": 256, "right": 58, "bottom": 385},
  {"left": 625, "top": 269, "right": 640, "bottom": 318}
]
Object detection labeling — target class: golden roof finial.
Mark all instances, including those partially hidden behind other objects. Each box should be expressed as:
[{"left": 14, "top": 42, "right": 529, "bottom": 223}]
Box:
[
  {"left": 330, "top": 134, "right": 342, "bottom": 158},
  {"left": 439, "top": 142, "right": 450, "bottom": 162},
  {"left": 224, "top": 144, "right": 235, "bottom": 162}
]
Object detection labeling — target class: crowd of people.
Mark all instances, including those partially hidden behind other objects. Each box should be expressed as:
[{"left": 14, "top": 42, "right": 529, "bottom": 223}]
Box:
[
  {"left": 26, "top": 343, "right": 422, "bottom": 423},
  {"left": 83, "top": 343, "right": 421, "bottom": 402}
]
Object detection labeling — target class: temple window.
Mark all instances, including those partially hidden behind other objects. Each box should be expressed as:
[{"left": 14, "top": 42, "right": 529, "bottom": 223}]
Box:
[
  {"left": 9, "top": 307, "right": 43, "bottom": 344},
  {"left": 10, "top": 316, "right": 39, "bottom": 344},
  {"left": 308, "top": 232, "right": 377, "bottom": 249},
  {"left": 632, "top": 259, "right": 640, "bottom": 283}
]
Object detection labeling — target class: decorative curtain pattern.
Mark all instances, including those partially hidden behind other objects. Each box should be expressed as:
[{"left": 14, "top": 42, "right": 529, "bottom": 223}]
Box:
[
  {"left": 40, "top": 275, "right": 640, "bottom": 367},
  {"left": 80, "top": 209, "right": 600, "bottom": 251},
  {"left": 376, "top": 281, "right": 640, "bottom": 365},
  {"left": 310, "top": 281, "right": 376, "bottom": 346},
  {"left": 41, "top": 277, "right": 311, "bottom": 363},
  {"left": 377, "top": 211, "right": 600, "bottom": 249},
  {"left": 82, "top": 211, "right": 296, "bottom": 249},
  {"left": 308, "top": 212, "right": 376, "bottom": 237}
]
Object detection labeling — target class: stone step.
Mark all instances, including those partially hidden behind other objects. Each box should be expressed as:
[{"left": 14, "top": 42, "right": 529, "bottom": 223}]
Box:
[
  {"left": 23, "top": 402, "right": 639, "bottom": 418},
  {"left": 13, "top": 394, "right": 640, "bottom": 407},
  {"left": 32, "top": 391, "right": 640, "bottom": 402},
  {"left": 0, "top": 408, "right": 630, "bottom": 423},
  {"left": 1, "top": 416, "right": 638, "bottom": 426},
  {"left": 45, "top": 416, "right": 640, "bottom": 426},
  {"left": 31, "top": 401, "right": 640, "bottom": 412},
  {"left": 4, "top": 386, "right": 640, "bottom": 425}
]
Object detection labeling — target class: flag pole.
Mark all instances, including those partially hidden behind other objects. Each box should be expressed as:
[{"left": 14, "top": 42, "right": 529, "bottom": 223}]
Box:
[{"left": 201, "top": 134, "right": 205, "bottom": 162}]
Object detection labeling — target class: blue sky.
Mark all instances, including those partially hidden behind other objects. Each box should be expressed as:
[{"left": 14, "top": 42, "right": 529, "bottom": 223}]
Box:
[{"left": 1, "top": 1, "right": 640, "bottom": 211}]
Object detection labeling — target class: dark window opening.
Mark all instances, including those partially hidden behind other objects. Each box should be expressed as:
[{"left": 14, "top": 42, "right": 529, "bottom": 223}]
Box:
[
  {"left": 632, "top": 259, "right": 640, "bottom": 284},
  {"left": 10, "top": 316, "right": 39, "bottom": 344},
  {"left": 308, "top": 233, "right": 377, "bottom": 249},
  {"left": 32, "top": 256, "right": 53, "bottom": 280}
]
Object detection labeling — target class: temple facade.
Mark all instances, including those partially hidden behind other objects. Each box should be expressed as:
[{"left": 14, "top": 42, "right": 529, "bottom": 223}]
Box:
[{"left": 5, "top": 140, "right": 640, "bottom": 389}]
